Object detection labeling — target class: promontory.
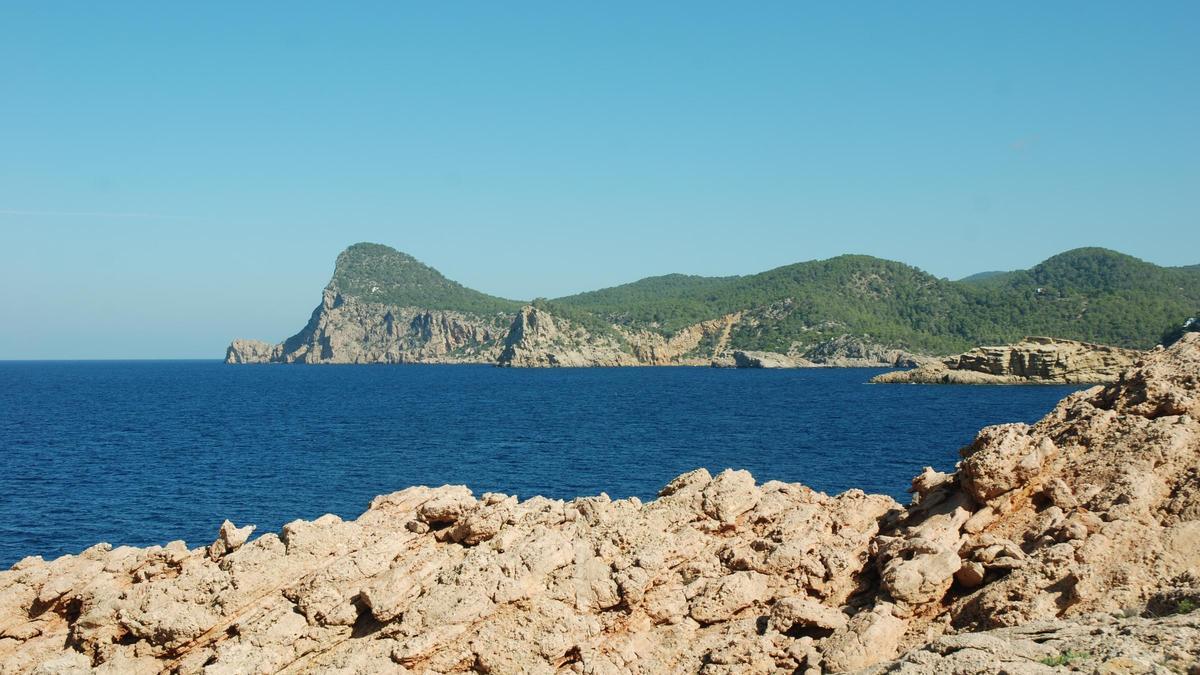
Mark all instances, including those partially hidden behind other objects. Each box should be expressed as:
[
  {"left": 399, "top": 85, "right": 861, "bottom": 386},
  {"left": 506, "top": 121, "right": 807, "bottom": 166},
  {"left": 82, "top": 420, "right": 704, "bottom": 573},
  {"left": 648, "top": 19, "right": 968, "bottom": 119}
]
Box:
[{"left": 225, "top": 243, "right": 1200, "bottom": 368}]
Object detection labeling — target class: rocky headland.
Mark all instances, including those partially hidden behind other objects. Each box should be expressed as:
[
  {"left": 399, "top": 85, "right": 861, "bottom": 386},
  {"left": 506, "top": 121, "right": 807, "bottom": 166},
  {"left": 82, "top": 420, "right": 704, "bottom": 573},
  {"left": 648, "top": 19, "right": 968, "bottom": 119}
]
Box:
[
  {"left": 871, "top": 336, "right": 1143, "bottom": 385},
  {"left": 228, "top": 243, "right": 1200, "bottom": 369},
  {"left": 6, "top": 334, "right": 1200, "bottom": 673},
  {"left": 225, "top": 244, "right": 930, "bottom": 369}
]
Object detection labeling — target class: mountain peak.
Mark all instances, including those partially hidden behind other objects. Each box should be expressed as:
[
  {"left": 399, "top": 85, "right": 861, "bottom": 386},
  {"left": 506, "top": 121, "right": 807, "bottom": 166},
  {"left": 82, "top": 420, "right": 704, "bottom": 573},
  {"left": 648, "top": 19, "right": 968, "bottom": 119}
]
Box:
[{"left": 328, "top": 243, "right": 521, "bottom": 314}]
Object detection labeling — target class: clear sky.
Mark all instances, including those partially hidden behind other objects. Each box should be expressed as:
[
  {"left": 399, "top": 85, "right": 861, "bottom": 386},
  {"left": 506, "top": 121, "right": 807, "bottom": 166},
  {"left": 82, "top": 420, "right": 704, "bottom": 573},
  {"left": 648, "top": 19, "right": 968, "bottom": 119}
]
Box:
[{"left": 2, "top": 3, "right": 1197, "bottom": 358}]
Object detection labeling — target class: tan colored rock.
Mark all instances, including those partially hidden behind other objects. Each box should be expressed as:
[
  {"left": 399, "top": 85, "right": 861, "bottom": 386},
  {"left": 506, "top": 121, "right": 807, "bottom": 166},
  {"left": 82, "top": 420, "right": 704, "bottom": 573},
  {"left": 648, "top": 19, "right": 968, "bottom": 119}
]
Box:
[
  {"left": 769, "top": 596, "right": 848, "bottom": 635},
  {"left": 497, "top": 305, "right": 640, "bottom": 367},
  {"left": 206, "top": 520, "right": 255, "bottom": 560},
  {"left": 224, "top": 339, "right": 280, "bottom": 364},
  {"left": 859, "top": 612, "right": 1200, "bottom": 674},
  {"left": 226, "top": 290, "right": 510, "bottom": 365},
  {"left": 872, "top": 336, "right": 1142, "bottom": 384},
  {"left": 820, "top": 603, "right": 907, "bottom": 672},
  {"left": 625, "top": 312, "right": 742, "bottom": 366},
  {"left": 959, "top": 424, "right": 1057, "bottom": 501},
  {"left": 688, "top": 571, "right": 770, "bottom": 624},
  {"left": 731, "top": 350, "right": 805, "bottom": 368},
  {"left": 701, "top": 468, "right": 761, "bottom": 523}
]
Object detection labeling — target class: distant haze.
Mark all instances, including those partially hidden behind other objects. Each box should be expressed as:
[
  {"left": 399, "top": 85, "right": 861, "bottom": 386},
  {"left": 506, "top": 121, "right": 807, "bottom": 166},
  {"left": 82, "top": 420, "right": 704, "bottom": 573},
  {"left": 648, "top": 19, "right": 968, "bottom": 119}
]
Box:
[{"left": 1, "top": 4, "right": 1197, "bottom": 358}]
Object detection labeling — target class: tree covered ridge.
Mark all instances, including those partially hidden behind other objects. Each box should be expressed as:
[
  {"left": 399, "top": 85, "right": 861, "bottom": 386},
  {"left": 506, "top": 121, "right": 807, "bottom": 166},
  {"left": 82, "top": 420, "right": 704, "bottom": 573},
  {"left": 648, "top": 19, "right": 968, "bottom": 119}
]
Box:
[
  {"left": 327, "top": 243, "right": 1200, "bottom": 353},
  {"left": 329, "top": 243, "right": 523, "bottom": 315}
]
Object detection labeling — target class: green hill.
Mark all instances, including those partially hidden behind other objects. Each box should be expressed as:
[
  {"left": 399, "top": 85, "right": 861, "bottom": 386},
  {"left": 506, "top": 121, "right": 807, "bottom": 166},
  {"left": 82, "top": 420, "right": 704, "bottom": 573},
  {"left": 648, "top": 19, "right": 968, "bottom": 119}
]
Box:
[
  {"left": 329, "top": 243, "right": 1200, "bottom": 353},
  {"left": 554, "top": 248, "right": 1200, "bottom": 352},
  {"left": 954, "top": 248, "right": 1200, "bottom": 348},
  {"left": 329, "top": 243, "right": 522, "bottom": 315},
  {"left": 958, "top": 270, "right": 1012, "bottom": 284}
]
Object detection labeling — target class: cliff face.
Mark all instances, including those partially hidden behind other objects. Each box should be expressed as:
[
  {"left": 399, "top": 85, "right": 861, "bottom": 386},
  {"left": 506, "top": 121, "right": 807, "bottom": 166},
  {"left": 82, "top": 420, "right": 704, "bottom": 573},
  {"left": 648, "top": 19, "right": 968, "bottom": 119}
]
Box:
[
  {"left": 495, "top": 307, "right": 743, "bottom": 368},
  {"left": 872, "top": 336, "right": 1142, "bottom": 384},
  {"left": 225, "top": 295, "right": 937, "bottom": 370},
  {"left": 623, "top": 313, "right": 741, "bottom": 366},
  {"left": 801, "top": 334, "right": 928, "bottom": 368},
  {"left": 224, "top": 339, "right": 280, "bottom": 364},
  {"left": 497, "top": 306, "right": 639, "bottom": 367},
  {"left": 7, "top": 334, "right": 1199, "bottom": 673},
  {"left": 227, "top": 300, "right": 746, "bottom": 368},
  {"left": 226, "top": 291, "right": 510, "bottom": 365}
]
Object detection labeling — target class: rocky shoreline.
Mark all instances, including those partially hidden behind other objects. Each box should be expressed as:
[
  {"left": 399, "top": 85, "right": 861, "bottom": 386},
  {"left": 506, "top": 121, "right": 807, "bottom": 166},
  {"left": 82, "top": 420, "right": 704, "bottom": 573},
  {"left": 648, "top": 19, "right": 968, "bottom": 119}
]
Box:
[
  {"left": 5, "top": 335, "right": 1198, "bottom": 673},
  {"left": 871, "top": 336, "right": 1143, "bottom": 385}
]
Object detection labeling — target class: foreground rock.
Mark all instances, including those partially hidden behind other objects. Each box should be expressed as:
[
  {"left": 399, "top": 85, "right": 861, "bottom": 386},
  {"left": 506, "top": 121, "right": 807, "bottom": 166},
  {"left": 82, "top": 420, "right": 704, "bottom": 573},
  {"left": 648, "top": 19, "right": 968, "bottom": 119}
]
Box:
[
  {"left": 872, "top": 336, "right": 1142, "bottom": 384},
  {"left": 11, "top": 334, "right": 1198, "bottom": 673},
  {"left": 864, "top": 611, "right": 1200, "bottom": 673}
]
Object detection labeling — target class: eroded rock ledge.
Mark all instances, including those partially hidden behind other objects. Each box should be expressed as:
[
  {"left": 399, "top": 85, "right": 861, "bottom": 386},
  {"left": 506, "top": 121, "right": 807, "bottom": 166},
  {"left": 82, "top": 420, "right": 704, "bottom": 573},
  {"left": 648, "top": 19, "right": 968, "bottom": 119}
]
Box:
[
  {"left": 4, "top": 335, "right": 1200, "bottom": 673},
  {"left": 871, "top": 336, "right": 1142, "bottom": 384}
]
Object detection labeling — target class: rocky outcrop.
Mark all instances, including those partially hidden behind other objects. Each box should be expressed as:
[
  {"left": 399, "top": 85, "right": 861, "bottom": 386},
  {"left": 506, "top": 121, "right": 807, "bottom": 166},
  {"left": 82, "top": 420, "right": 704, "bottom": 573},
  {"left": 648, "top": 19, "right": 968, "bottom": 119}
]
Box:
[
  {"left": 729, "top": 350, "right": 810, "bottom": 368},
  {"left": 864, "top": 611, "right": 1200, "bottom": 673},
  {"left": 719, "top": 336, "right": 931, "bottom": 369},
  {"left": 6, "top": 334, "right": 1200, "bottom": 673},
  {"left": 802, "top": 335, "right": 929, "bottom": 368},
  {"left": 872, "top": 336, "right": 1142, "bottom": 384},
  {"left": 223, "top": 339, "right": 280, "bottom": 364},
  {"left": 224, "top": 244, "right": 935, "bottom": 369},
  {"left": 624, "top": 313, "right": 742, "bottom": 366},
  {"left": 497, "top": 306, "right": 640, "bottom": 367},
  {"left": 225, "top": 291, "right": 509, "bottom": 364},
  {"left": 0, "top": 472, "right": 898, "bottom": 673},
  {"left": 228, "top": 302, "right": 747, "bottom": 368}
]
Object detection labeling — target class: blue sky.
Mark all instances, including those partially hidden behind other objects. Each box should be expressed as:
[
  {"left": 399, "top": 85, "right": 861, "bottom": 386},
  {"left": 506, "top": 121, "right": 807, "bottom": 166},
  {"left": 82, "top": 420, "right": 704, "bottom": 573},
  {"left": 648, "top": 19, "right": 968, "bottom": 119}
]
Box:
[{"left": 2, "top": 3, "right": 1197, "bottom": 358}]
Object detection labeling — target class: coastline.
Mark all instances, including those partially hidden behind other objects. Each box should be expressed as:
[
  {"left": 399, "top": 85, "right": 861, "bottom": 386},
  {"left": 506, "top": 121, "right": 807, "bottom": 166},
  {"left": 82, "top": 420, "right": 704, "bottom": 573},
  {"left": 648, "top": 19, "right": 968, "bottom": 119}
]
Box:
[{"left": 4, "top": 334, "right": 1196, "bottom": 672}]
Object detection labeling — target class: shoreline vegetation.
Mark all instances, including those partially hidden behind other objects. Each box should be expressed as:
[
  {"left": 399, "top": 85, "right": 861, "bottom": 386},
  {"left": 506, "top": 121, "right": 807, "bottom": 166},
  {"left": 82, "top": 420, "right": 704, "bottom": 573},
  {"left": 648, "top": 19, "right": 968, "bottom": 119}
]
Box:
[{"left": 6, "top": 334, "right": 1199, "bottom": 672}]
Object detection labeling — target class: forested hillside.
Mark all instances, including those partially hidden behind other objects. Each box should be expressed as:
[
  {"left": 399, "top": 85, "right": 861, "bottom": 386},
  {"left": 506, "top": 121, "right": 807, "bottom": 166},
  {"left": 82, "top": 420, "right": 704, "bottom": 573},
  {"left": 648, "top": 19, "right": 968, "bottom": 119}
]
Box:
[{"left": 332, "top": 243, "right": 1200, "bottom": 353}]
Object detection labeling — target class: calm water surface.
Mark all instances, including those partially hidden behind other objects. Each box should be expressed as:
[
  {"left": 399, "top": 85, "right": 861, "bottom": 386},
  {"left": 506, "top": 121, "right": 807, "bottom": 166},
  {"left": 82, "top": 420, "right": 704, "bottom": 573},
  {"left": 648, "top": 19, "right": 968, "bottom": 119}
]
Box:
[{"left": 0, "top": 361, "right": 1084, "bottom": 567}]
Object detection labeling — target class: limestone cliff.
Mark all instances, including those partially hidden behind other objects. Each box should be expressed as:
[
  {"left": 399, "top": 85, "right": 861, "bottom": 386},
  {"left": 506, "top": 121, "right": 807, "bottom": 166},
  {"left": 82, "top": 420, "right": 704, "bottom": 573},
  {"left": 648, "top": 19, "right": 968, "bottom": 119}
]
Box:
[
  {"left": 7, "top": 334, "right": 1199, "bottom": 673},
  {"left": 871, "top": 336, "right": 1142, "bottom": 384},
  {"left": 622, "top": 312, "right": 742, "bottom": 366},
  {"left": 224, "top": 339, "right": 280, "bottom": 364},
  {"left": 801, "top": 334, "right": 929, "bottom": 368},
  {"left": 714, "top": 337, "right": 931, "bottom": 369},
  {"left": 227, "top": 290, "right": 509, "bottom": 365},
  {"left": 496, "top": 306, "right": 639, "bottom": 367},
  {"left": 728, "top": 350, "right": 811, "bottom": 368}
]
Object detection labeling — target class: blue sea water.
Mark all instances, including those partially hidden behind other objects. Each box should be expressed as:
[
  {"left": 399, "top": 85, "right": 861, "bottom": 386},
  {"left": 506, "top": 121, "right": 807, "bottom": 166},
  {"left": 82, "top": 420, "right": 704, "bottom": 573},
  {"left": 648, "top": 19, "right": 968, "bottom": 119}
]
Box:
[{"left": 0, "top": 361, "right": 1085, "bottom": 568}]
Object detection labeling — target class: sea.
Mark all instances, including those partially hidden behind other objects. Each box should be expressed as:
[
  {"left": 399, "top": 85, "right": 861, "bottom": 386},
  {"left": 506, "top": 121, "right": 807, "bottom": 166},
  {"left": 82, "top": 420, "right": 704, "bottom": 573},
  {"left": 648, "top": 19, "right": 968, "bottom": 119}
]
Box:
[{"left": 0, "top": 361, "right": 1085, "bottom": 568}]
